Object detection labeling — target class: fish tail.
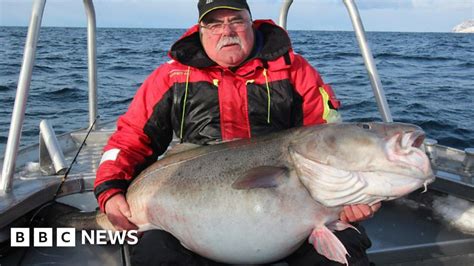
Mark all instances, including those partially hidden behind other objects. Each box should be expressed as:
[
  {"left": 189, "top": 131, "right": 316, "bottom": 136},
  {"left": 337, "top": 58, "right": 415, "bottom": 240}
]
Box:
[
  {"left": 36, "top": 202, "right": 108, "bottom": 231},
  {"left": 95, "top": 212, "right": 116, "bottom": 231}
]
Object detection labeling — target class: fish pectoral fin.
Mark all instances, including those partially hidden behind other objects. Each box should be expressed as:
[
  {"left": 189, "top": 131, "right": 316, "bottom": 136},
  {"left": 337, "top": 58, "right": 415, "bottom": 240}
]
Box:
[
  {"left": 309, "top": 226, "right": 349, "bottom": 265},
  {"left": 231, "top": 166, "right": 288, "bottom": 190},
  {"left": 327, "top": 220, "right": 361, "bottom": 234}
]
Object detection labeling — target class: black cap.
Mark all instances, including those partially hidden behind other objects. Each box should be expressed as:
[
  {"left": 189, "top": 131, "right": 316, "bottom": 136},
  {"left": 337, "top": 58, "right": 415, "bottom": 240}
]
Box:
[{"left": 198, "top": 0, "right": 250, "bottom": 22}]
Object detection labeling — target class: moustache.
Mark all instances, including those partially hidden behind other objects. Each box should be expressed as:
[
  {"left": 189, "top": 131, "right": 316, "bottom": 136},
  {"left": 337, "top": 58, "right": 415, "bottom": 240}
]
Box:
[{"left": 216, "top": 36, "right": 242, "bottom": 50}]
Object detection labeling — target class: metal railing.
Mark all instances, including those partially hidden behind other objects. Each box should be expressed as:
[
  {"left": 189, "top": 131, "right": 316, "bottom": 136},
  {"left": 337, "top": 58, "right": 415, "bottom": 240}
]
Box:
[
  {"left": 278, "top": 0, "right": 294, "bottom": 29},
  {"left": 84, "top": 0, "right": 98, "bottom": 129},
  {"left": 343, "top": 0, "right": 393, "bottom": 122},
  {"left": 1, "top": 0, "right": 99, "bottom": 193},
  {"left": 39, "top": 119, "right": 68, "bottom": 175},
  {"left": 278, "top": 0, "right": 393, "bottom": 122},
  {"left": 0, "top": 0, "right": 46, "bottom": 193}
]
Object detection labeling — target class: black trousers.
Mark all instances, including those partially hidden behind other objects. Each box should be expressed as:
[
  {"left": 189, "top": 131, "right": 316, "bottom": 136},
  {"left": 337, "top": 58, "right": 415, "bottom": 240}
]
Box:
[{"left": 130, "top": 225, "right": 371, "bottom": 266}]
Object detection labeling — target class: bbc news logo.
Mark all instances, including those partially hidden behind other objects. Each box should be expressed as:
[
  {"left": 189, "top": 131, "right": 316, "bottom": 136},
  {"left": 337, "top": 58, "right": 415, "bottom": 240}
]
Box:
[{"left": 10, "top": 228, "right": 139, "bottom": 247}]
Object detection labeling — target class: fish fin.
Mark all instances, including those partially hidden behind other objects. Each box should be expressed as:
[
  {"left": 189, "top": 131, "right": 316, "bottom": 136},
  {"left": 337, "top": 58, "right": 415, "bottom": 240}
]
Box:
[
  {"left": 327, "top": 220, "right": 361, "bottom": 234},
  {"left": 290, "top": 150, "right": 368, "bottom": 207},
  {"left": 309, "top": 226, "right": 349, "bottom": 265},
  {"left": 231, "top": 166, "right": 288, "bottom": 190}
]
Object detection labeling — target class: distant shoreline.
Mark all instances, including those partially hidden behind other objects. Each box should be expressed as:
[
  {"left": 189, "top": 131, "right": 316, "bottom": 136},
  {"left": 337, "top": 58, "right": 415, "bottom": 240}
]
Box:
[{"left": 452, "top": 20, "right": 474, "bottom": 33}]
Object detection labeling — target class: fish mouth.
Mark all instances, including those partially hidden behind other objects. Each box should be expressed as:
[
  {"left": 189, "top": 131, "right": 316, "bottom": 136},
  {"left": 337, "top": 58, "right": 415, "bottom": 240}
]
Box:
[
  {"left": 386, "top": 129, "right": 433, "bottom": 178},
  {"left": 400, "top": 129, "right": 425, "bottom": 150}
]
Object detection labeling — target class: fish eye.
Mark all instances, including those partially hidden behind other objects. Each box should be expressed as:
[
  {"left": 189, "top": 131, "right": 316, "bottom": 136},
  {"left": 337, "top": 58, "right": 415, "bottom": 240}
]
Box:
[{"left": 358, "top": 123, "right": 371, "bottom": 130}]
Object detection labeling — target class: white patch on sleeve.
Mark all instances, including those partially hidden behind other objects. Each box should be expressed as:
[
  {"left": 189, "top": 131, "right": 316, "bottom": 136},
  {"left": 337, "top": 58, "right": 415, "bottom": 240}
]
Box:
[{"left": 99, "top": 148, "right": 120, "bottom": 165}]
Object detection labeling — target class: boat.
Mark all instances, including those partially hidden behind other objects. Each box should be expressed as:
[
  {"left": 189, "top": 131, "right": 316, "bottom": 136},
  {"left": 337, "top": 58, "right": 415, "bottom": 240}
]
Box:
[{"left": 1, "top": 0, "right": 473, "bottom": 265}]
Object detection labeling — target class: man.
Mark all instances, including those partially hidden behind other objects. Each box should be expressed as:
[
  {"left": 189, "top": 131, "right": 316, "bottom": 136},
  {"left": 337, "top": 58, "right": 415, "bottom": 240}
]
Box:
[{"left": 94, "top": 0, "right": 380, "bottom": 265}]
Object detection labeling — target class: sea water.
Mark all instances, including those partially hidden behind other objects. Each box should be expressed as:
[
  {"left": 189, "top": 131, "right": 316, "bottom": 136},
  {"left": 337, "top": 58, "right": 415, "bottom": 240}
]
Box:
[{"left": 0, "top": 27, "right": 473, "bottom": 154}]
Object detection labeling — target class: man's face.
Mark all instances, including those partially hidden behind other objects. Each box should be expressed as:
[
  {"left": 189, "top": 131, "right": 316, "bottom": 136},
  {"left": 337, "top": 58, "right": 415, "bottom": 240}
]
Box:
[{"left": 200, "top": 9, "right": 254, "bottom": 68}]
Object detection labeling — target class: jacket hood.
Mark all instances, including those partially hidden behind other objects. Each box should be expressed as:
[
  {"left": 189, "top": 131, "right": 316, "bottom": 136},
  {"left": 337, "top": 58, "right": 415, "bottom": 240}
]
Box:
[{"left": 169, "top": 20, "right": 293, "bottom": 69}]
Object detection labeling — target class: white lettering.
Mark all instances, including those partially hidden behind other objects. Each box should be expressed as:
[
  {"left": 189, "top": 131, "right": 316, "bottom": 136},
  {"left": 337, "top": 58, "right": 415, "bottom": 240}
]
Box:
[
  {"left": 57, "top": 228, "right": 76, "bottom": 247},
  {"left": 11, "top": 228, "right": 30, "bottom": 247},
  {"left": 96, "top": 230, "right": 108, "bottom": 245},
  {"left": 81, "top": 230, "right": 95, "bottom": 245},
  {"left": 126, "top": 230, "right": 139, "bottom": 245},
  {"left": 11, "top": 228, "right": 138, "bottom": 247},
  {"left": 107, "top": 230, "right": 127, "bottom": 245},
  {"left": 34, "top": 228, "right": 53, "bottom": 247}
]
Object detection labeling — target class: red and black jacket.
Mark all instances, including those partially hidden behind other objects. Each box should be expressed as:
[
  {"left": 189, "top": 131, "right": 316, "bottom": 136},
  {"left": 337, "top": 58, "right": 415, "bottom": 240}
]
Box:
[{"left": 94, "top": 20, "right": 340, "bottom": 211}]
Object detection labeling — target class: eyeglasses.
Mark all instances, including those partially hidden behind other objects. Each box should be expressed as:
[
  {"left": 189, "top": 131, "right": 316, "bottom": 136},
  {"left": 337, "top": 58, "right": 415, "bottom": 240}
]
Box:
[{"left": 200, "top": 20, "right": 251, "bottom": 35}]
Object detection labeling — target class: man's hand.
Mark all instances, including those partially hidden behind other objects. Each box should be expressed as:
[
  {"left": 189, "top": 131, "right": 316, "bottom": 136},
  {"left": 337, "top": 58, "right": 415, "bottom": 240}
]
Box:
[
  {"left": 104, "top": 193, "right": 138, "bottom": 231},
  {"left": 340, "top": 203, "right": 382, "bottom": 223}
]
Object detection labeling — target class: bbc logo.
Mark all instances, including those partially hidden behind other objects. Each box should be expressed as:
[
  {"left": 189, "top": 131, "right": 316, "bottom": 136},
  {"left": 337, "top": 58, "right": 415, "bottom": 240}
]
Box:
[
  {"left": 11, "top": 228, "right": 76, "bottom": 247},
  {"left": 11, "top": 227, "right": 139, "bottom": 247}
]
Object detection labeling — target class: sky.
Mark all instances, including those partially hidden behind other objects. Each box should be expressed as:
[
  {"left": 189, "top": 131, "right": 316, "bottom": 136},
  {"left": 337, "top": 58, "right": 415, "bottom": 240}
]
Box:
[{"left": 0, "top": 0, "right": 473, "bottom": 32}]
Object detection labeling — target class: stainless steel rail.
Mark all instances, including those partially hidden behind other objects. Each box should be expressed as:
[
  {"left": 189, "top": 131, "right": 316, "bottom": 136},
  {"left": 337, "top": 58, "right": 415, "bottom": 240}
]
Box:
[
  {"left": 0, "top": 0, "right": 47, "bottom": 193},
  {"left": 278, "top": 0, "right": 294, "bottom": 29},
  {"left": 278, "top": 0, "right": 392, "bottom": 121},
  {"left": 1, "top": 0, "right": 99, "bottom": 193},
  {"left": 39, "top": 120, "right": 68, "bottom": 175},
  {"left": 343, "top": 0, "right": 393, "bottom": 122},
  {"left": 84, "top": 0, "right": 98, "bottom": 129},
  {"left": 463, "top": 148, "right": 474, "bottom": 174}
]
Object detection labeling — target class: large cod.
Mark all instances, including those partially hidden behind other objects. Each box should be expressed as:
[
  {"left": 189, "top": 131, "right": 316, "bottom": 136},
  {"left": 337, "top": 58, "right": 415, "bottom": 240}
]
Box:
[{"left": 64, "top": 122, "right": 435, "bottom": 264}]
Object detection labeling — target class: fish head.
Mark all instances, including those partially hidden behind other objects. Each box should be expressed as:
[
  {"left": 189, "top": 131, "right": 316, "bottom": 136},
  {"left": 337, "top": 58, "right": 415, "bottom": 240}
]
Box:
[{"left": 289, "top": 122, "right": 435, "bottom": 207}]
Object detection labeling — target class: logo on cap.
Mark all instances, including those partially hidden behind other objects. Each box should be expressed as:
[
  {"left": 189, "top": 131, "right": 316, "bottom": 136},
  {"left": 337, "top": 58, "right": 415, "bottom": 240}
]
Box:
[{"left": 206, "top": 0, "right": 214, "bottom": 4}]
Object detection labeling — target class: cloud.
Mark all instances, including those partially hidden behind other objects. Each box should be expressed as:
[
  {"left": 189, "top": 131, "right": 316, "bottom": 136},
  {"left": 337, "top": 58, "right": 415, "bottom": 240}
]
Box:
[
  {"left": 326, "top": 0, "right": 473, "bottom": 10},
  {"left": 354, "top": 0, "right": 473, "bottom": 10},
  {"left": 354, "top": 0, "right": 412, "bottom": 10}
]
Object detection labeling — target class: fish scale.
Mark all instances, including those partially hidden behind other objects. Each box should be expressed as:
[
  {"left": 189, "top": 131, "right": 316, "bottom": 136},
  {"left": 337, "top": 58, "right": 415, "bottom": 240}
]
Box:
[{"left": 57, "top": 122, "right": 434, "bottom": 264}]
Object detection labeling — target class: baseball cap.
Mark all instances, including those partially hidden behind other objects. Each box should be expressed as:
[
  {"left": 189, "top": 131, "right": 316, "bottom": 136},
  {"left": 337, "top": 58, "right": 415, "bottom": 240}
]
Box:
[{"left": 198, "top": 0, "right": 251, "bottom": 22}]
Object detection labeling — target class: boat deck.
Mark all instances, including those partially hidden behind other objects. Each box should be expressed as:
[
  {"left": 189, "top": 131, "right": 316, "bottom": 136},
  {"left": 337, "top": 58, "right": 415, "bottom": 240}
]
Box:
[
  {"left": 1, "top": 191, "right": 473, "bottom": 265},
  {"left": 0, "top": 123, "right": 114, "bottom": 229},
  {"left": 0, "top": 121, "right": 473, "bottom": 265}
]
